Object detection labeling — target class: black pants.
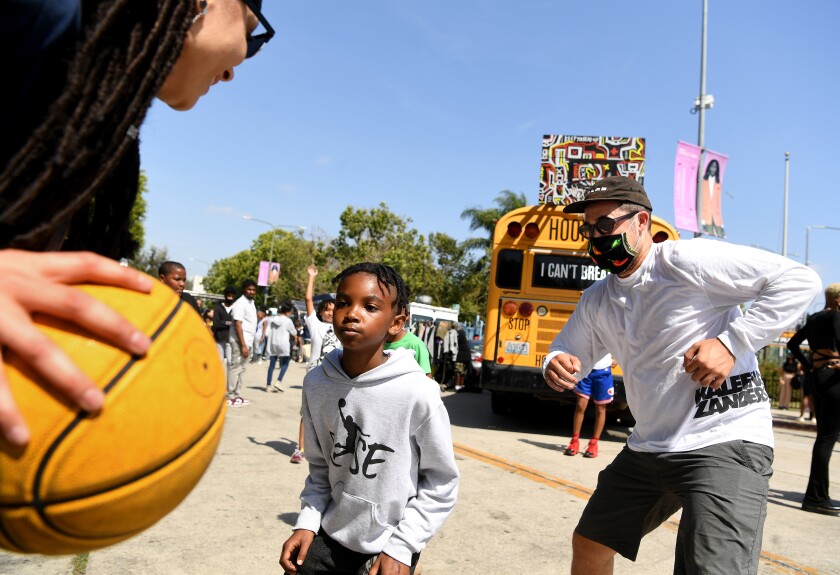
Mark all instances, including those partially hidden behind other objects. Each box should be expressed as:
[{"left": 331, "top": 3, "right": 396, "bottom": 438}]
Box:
[
  {"left": 297, "top": 530, "right": 420, "bottom": 575},
  {"left": 803, "top": 367, "right": 840, "bottom": 505}
]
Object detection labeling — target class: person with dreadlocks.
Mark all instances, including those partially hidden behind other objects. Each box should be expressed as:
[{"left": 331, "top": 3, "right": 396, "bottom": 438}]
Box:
[
  {"left": 0, "top": 0, "right": 275, "bottom": 446},
  {"left": 280, "top": 263, "right": 459, "bottom": 575}
]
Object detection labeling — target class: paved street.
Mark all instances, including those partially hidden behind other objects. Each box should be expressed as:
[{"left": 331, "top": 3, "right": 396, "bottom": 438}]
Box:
[{"left": 1, "top": 359, "right": 838, "bottom": 574}]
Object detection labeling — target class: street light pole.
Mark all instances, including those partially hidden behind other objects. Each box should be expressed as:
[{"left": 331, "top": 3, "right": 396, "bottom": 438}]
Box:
[
  {"left": 693, "top": 0, "right": 713, "bottom": 238},
  {"left": 242, "top": 216, "right": 307, "bottom": 306},
  {"left": 805, "top": 225, "right": 840, "bottom": 267},
  {"left": 783, "top": 153, "right": 790, "bottom": 257}
]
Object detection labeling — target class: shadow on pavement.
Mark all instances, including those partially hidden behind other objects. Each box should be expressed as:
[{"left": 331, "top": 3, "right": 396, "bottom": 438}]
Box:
[
  {"left": 768, "top": 487, "right": 806, "bottom": 509},
  {"left": 247, "top": 436, "right": 298, "bottom": 456},
  {"left": 277, "top": 512, "right": 299, "bottom": 527},
  {"left": 441, "top": 390, "right": 632, "bottom": 442}
]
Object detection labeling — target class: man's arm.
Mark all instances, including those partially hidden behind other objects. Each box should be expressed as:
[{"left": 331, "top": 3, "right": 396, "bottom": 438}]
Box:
[
  {"left": 234, "top": 320, "right": 249, "bottom": 358},
  {"left": 787, "top": 324, "right": 812, "bottom": 370},
  {"left": 676, "top": 241, "right": 821, "bottom": 384}
]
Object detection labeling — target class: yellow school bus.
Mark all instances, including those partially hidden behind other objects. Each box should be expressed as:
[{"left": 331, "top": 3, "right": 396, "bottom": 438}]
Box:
[{"left": 480, "top": 204, "right": 679, "bottom": 420}]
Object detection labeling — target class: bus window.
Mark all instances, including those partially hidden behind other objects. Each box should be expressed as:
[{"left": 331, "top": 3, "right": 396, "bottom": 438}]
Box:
[
  {"left": 532, "top": 253, "right": 607, "bottom": 290},
  {"left": 495, "top": 249, "right": 523, "bottom": 289}
]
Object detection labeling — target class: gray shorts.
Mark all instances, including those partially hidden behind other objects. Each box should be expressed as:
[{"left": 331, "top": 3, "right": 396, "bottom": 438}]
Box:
[{"left": 576, "top": 439, "right": 773, "bottom": 574}]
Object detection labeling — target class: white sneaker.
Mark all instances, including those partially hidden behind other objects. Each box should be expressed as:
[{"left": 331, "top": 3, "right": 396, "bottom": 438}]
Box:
[{"left": 272, "top": 383, "right": 285, "bottom": 393}]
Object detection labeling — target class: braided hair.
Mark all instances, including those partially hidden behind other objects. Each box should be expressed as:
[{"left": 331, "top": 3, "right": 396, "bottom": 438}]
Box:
[
  {"left": 332, "top": 263, "right": 410, "bottom": 314},
  {"left": 0, "top": 0, "right": 192, "bottom": 258}
]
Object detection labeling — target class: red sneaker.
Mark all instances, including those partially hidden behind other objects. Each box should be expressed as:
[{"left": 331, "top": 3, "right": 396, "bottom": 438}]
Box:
[
  {"left": 564, "top": 437, "right": 579, "bottom": 456},
  {"left": 583, "top": 441, "right": 598, "bottom": 458}
]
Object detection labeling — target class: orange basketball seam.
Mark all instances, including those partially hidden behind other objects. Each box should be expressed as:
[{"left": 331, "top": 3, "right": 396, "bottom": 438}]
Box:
[
  {"left": 28, "top": 299, "right": 185, "bottom": 540},
  {"left": 43, "top": 402, "right": 226, "bottom": 541}
]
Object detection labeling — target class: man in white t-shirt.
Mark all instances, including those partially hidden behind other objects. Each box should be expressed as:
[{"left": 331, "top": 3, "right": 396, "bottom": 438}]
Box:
[
  {"left": 542, "top": 176, "right": 820, "bottom": 575},
  {"left": 227, "top": 279, "right": 258, "bottom": 407}
]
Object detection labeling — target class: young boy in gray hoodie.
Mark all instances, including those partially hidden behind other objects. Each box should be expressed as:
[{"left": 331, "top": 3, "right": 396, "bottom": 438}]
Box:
[{"left": 280, "top": 263, "right": 459, "bottom": 575}]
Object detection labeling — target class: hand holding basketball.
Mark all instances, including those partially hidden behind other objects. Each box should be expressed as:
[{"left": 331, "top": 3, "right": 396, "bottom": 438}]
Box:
[
  {"left": 0, "top": 250, "right": 154, "bottom": 446},
  {"left": 0, "top": 279, "right": 226, "bottom": 554}
]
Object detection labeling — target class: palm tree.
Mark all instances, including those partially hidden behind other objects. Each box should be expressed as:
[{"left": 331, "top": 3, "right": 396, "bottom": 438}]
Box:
[{"left": 460, "top": 190, "right": 528, "bottom": 251}]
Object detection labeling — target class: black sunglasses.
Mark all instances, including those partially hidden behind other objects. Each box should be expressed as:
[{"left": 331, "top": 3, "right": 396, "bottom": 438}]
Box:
[
  {"left": 242, "top": 0, "right": 275, "bottom": 58},
  {"left": 578, "top": 212, "right": 638, "bottom": 239}
]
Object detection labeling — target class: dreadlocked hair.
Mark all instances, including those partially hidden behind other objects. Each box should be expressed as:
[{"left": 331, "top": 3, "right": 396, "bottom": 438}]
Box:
[
  {"left": 332, "top": 263, "right": 410, "bottom": 314},
  {"left": 0, "top": 0, "right": 193, "bottom": 258}
]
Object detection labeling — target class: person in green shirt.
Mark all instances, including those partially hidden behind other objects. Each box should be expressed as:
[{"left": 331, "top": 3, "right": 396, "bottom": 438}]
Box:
[{"left": 385, "top": 323, "right": 433, "bottom": 378}]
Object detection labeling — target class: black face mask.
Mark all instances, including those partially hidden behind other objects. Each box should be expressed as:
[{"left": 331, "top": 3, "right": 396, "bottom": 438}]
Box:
[{"left": 588, "top": 232, "right": 639, "bottom": 275}]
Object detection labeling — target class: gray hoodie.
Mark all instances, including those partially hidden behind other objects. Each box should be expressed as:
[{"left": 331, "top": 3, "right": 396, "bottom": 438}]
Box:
[{"left": 294, "top": 347, "right": 459, "bottom": 565}]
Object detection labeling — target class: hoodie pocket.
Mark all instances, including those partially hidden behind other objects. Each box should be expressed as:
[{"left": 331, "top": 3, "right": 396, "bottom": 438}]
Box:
[{"left": 323, "top": 483, "right": 391, "bottom": 547}]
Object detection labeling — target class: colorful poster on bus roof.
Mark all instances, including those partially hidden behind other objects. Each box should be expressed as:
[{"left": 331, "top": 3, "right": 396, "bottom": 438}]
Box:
[{"left": 540, "top": 135, "right": 646, "bottom": 206}]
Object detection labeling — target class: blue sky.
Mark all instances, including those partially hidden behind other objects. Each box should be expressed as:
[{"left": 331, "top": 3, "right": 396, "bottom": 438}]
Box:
[{"left": 140, "top": 0, "right": 839, "bottom": 312}]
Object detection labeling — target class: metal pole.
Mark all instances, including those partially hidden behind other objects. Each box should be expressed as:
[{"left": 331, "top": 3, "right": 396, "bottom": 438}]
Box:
[
  {"left": 805, "top": 226, "right": 810, "bottom": 267},
  {"left": 694, "top": 0, "right": 709, "bottom": 238},
  {"left": 698, "top": 0, "right": 708, "bottom": 153},
  {"left": 783, "top": 152, "right": 790, "bottom": 257}
]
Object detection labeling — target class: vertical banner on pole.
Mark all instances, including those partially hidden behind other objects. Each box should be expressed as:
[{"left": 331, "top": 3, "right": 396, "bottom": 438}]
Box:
[
  {"left": 257, "top": 261, "right": 270, "bottom": 287},
  {"left": 673, "top": 141, "right": 702, "bottom": 233},
  {"left": 540, "top": 136, "right": 645, "bottom": 206},
  {"left": 267, "top": 263, "right": 280, "bottom": 285},
  {"left": 257, "top": 261, "right": 281, "bottom": 287},
  {"left": 698, "top": 151, "right": 728, "bottom": 238}
]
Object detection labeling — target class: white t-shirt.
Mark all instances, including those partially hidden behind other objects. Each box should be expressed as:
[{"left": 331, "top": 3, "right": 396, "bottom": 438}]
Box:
[
  {"left": 544, "top": 238, "right": 820, "bottom": 453},
  {"left": 267, "top": 315, "right": 297, "bottom": 357},
  {"left": 592, "top": 354, "right": 612, "bottom": 371},
  {"left": 229, "top": 295, "right": 257, "bottom": 345},
  {"left": 306, "top": 312, "right": 341, "bottom": 371}
]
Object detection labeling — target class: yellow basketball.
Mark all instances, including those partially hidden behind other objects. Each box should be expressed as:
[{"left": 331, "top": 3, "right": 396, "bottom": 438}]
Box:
[{"left": 0, "top": 281, "right": 226, "bottom": 554}]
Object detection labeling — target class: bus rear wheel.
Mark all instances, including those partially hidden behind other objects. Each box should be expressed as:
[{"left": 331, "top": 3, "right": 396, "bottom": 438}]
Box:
[
  {"left": 490, "top": 391, "right": 530, "bottom": 415},
  {"left": 490, "top": 391, "right": 510, "bottom": 415}
]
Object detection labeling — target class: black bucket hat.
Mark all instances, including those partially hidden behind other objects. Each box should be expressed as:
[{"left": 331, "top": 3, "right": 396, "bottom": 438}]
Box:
[{"left": 562, "top": 176, "right": 653, "bottom": 214}]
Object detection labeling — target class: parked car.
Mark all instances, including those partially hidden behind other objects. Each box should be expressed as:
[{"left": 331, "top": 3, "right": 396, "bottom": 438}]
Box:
[
  {"left": 465, "top": 339, "right": 483, "bottom": 387},
  {"left": 469, "top": 339, "right": 483, "bottom": 374}
]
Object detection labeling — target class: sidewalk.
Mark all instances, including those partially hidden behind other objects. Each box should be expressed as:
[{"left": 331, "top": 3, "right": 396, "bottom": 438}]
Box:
[{"left": 770, "top": 406, "right": 818, "bottom": 432}]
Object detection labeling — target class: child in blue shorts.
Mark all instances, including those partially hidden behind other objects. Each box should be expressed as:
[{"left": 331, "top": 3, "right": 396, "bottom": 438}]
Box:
[{"left": 564, "top": 354, "right": 614, "bottom": 458}]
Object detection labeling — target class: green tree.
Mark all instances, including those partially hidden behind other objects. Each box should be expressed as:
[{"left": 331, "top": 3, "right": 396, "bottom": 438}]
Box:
[
  {"left": 428, "top": 232, "right": 485, "bottom": 322},
  {"left": 129, "top": 245, "right": 169, "bottom": 277},
  {"left": 326, "top": 203, "right": 436, "bottom": 301},
  {"left": 204, "top": 230, "right": 314, "bottom": 304},
  {"left": 459, "top": 190, "right": 528, "bottom": 251},
  {"left": 128, "top": 171, "right": 149, "bottom": 252}
]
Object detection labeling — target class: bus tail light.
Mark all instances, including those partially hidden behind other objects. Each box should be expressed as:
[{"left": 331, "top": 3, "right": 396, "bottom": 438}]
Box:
[
  {"left": 524, "top": 223, "right": 540, "bottom": 239},
  {"left": 518, "top": 302, "right": 534, "bottom": 317},
  {"left": 506, "top": 222, "right": 522, "bottom": 238},
  {"left": 502, "top": 301, "right": 518, "bottom": 316}
]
